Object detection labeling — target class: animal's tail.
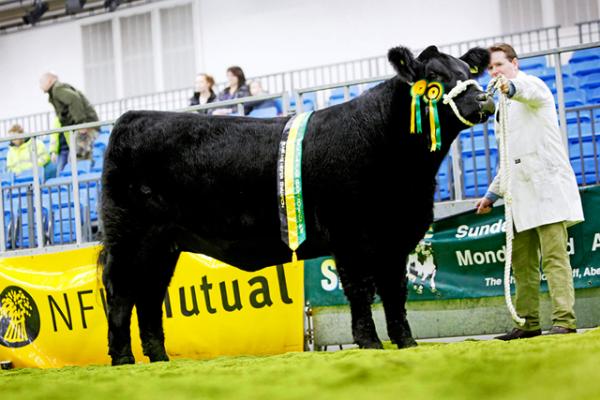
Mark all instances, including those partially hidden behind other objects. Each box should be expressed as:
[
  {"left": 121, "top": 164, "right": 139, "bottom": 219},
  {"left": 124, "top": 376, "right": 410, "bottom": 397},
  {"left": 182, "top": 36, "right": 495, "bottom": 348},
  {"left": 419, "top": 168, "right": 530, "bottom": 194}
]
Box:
[{"left": 97, "top": 242, "right": 107, "bottom": 288}]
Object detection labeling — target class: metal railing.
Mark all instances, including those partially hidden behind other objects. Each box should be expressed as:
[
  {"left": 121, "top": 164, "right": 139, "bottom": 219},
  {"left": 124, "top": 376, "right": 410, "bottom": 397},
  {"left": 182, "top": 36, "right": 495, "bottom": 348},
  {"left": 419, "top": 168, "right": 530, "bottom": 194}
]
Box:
[
  {"left": 0, "top": 93, "right": 288, "bottom": 255},
  {"left": 576, "top": 19, "right": 600, "bottom": 43},
  {"left": 0, "top": 25, "right": 573, "bottom": 136},
  {"left": 1, "top": 42, "right": 600, "bottom": 255}
]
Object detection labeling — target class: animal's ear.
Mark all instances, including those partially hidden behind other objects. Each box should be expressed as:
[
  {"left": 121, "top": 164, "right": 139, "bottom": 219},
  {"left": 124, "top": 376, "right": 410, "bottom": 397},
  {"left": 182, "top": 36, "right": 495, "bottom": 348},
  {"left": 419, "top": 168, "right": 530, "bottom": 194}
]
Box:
[
  {"left": 460, "top": 47, "right": 490, "bottom": 78},
  {"left": 417, "top": 45, "right": 440, "bottom": 62},
  {"left": 388, "top": 46, "right": 419, "bottom": 82}
]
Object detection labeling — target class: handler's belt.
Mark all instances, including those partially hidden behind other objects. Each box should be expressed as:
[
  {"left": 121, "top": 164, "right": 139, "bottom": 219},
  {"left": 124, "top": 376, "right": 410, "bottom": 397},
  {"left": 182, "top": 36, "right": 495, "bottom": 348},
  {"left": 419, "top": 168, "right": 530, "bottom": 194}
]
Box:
[{"left": 277, "top": 111, "right": 313, "bottom": 261}]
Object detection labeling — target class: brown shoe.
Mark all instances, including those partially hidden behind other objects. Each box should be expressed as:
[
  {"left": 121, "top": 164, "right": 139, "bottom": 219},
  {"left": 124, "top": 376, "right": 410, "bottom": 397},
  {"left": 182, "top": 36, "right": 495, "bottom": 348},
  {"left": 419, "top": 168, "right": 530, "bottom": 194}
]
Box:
[
  {"left": 545, "top": 326, "right": 577, "bottom": 335},
  {"left": 495, "top": 328, "right": 542, "bottom": 341}
]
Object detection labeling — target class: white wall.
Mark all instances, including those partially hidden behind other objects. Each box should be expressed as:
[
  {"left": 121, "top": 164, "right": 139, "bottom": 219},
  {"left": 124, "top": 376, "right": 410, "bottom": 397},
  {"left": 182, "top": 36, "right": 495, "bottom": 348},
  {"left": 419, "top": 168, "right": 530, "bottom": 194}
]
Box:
[
  {"left": 0, "top": 0, "right": 504, "bottom": 120},
  {"left": 0, "top": 22, "right": 84, "bottom": 119}
]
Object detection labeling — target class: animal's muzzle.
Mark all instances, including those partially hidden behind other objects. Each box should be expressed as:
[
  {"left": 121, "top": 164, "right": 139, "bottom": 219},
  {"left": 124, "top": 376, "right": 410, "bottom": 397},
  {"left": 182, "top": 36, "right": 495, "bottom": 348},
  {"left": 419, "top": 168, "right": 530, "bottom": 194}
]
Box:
[{"left": 477, "top": 93, "right": 496, "bottom": 117}]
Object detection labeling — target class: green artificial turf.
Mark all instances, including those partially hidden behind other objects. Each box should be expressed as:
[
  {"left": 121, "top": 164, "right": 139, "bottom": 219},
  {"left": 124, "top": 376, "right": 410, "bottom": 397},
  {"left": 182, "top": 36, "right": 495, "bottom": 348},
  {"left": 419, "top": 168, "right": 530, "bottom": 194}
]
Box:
[{"left": 2, "top": 328, "right": 600, "bottom": 400}]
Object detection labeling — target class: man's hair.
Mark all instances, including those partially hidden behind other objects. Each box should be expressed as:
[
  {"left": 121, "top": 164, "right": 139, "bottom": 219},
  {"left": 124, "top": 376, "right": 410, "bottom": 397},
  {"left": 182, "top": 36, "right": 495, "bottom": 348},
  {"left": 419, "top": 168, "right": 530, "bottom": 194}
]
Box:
[
  {"left": 8, "top": 124, "right": 24, "bottom": 134},
  {"left": 489, "top": 43, "right": 518, "bottom": 61}
]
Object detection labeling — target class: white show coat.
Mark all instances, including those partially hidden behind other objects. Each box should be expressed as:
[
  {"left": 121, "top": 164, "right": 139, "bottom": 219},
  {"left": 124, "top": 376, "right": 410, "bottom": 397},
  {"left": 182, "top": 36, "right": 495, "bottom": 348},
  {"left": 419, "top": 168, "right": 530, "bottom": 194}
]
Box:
[{"left": 488, "top": 71, "right": 584, "bottom": 232}]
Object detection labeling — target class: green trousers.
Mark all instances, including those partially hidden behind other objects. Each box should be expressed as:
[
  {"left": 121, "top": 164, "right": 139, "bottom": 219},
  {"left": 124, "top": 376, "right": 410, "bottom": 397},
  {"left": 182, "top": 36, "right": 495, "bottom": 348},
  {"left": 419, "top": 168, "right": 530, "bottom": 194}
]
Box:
[{"left": 512, "top": 221, "right": 576, "bottom": 331}]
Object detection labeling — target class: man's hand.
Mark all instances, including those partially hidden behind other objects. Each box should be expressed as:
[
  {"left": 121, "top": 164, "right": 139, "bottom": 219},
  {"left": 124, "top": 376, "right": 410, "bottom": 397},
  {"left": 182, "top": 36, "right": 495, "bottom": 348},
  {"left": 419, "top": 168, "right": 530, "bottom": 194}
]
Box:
[
  {"left": 496, "top": 75, "right": 511, "bottom": 95},
  {"left": 475, "top": 197, "right": 493, "bottom": 214},
  {"left": 51, "top": 153, "right": 57, "bottom": 163}
]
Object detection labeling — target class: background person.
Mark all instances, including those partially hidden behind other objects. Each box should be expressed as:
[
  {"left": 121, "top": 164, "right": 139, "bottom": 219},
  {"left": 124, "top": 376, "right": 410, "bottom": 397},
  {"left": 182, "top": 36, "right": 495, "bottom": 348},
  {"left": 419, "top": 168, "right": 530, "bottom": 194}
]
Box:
[
  {"left": 40, "top": 72, "right": 99, "bottom": 175},
  {"left": 211, "top": 66, "right": 250, "bottom": 115},
  {"left": 189, "top": 73, "right": 217, "bottom": 114},
  {"left": 6, "top": 124, "right": 51, "bottom": 178},
  {"left": 475, "top": 43, "right": 584, "bottom": 340}
]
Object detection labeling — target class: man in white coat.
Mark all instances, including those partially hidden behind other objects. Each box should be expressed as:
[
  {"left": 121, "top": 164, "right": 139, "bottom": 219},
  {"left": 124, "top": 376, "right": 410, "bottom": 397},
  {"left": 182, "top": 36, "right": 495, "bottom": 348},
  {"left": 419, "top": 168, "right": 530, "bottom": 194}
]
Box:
[{"left": 475, "top": 43, "right": 584, "bottom": 340}]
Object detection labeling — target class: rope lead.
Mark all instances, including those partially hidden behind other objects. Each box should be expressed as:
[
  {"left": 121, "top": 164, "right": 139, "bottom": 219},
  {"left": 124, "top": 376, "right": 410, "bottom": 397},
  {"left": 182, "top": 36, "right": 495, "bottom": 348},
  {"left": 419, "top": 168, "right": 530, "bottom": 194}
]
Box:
[{"left": 488, "top": 77, "right": 526, "bottom": 327}]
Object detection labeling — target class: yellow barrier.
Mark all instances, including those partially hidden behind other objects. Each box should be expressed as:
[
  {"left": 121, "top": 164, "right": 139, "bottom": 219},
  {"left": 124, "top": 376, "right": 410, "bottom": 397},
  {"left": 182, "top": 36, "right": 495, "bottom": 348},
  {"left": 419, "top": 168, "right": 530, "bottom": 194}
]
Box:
[{"left": 0, "top": 246, "right": 304, "bottom": 368}]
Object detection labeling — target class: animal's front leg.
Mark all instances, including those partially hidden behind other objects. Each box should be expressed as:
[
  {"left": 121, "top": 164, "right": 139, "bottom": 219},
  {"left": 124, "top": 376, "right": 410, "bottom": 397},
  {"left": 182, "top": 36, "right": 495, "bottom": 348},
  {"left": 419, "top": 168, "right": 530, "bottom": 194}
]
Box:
[
  {"left": 375, "top": 256, "right": 417, "bottom": 349},
  {"left": 334, "top": 254, "right": 382, "bottom": 349}
]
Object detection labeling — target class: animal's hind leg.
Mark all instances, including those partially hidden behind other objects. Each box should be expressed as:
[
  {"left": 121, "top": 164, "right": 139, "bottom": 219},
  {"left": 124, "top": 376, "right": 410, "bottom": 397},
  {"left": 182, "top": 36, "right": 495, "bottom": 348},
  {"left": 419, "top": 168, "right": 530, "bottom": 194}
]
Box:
[
  {"left": 135, "top": 244, "right": 179, "bottom": 362},
  {"left": 102, "top": 250, "right": 136, "bottom": 365},
  {"left": 375, "top": 256, "right": 417, "bottom": 349}
]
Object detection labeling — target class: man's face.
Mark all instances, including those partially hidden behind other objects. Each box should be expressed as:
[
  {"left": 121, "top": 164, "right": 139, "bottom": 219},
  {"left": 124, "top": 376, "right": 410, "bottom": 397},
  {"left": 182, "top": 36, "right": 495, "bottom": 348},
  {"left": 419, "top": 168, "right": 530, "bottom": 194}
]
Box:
[{"left": 488, "top": 51, "right": 519, "bottom": 79}]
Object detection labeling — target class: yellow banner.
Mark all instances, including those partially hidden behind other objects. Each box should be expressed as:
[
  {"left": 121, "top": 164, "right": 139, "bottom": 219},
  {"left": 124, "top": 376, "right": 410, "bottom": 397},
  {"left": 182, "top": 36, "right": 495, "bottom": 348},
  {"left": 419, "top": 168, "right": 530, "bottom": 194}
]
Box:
[{"left": 0, "top": 246, "right": 304, "bottom": 368}]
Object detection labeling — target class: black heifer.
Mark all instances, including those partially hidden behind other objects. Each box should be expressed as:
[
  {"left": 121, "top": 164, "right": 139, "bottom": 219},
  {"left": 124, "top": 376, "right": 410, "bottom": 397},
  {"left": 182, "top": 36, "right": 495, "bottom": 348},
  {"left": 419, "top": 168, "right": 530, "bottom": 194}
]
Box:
[{"left": 99, "top": 45, "right": 494, "bottom": 365}]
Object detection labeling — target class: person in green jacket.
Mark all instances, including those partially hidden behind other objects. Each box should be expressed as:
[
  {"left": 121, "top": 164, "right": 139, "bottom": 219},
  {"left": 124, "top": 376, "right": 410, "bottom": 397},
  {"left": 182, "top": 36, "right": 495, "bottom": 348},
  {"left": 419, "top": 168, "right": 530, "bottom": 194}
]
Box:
[
  {"left": 6, "top": 124, "right": 50, "bottom": 175},
  {"left": 39, "top": 72, "right": 99, "bottom": 176}
]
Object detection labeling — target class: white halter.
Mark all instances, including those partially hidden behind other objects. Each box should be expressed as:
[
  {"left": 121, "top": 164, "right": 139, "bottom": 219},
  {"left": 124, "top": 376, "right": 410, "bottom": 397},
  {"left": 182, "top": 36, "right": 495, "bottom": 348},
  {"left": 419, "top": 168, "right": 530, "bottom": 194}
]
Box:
[{"left": 442, "top": 79, "right": 482, "bottom": 127}]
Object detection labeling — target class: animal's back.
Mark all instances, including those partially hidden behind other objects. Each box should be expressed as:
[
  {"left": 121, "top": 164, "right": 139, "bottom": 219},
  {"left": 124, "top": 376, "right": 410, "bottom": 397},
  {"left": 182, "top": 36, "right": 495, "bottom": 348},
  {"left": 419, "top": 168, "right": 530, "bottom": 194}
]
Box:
[{"left": 101, "top": 110, "right": 297, "bottom": 268}]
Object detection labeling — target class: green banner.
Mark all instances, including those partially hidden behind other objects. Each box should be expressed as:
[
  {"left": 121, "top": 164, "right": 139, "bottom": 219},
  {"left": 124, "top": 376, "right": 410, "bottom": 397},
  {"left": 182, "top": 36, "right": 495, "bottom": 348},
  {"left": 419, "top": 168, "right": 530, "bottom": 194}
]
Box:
[{"left": 305, "top": 185, "right": 600, "bottom": 307}]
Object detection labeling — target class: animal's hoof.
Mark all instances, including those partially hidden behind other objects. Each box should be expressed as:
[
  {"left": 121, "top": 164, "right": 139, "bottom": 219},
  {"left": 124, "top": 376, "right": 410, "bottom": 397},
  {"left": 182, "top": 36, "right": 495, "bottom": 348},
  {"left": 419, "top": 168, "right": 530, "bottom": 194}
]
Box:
[
  {"left": 149, "top": 352, "right": 170, "bottom": 362},
  {"left": 395, "top": 337, "right": 418, "bottom": 349},
  {"left": 357, "top": 340, "right": 384, "bottom": 349},
  {"left": 112, "top": 355, "right": 135, "bottom": 366}
]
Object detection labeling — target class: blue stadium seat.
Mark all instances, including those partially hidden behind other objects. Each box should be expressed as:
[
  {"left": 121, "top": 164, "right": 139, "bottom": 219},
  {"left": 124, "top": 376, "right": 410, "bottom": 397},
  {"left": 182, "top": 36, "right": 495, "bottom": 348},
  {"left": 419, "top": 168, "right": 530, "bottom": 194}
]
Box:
[
  {"left": 78, "top": 173, "right": 102, "bottom": 223},
  {"left": 99, "top": 125, "right": 112, "bottom": 135},
  {"left": 435, "top": 173, "right": 451, "bottom": 201},
  {"left": 461, "top": 133, "right": 497, "bottom": 154},
  {"left": 364, "top": 81, "right": 384, "bottom": 91},
  {"left": 60, "top": 160, "right": 92, "bottom": 177},
  {"left": 569, "top": 136, "right": 599, "bottom": 159},
  {"left": 556, "top": 90, "right": 586, "bottom": 107},
  {"left": 42, "top": 191, "right": 83, "bottom": 244},
  {"left": 463, "top": 169, "right": 493, "bottom": 198},
  {"left": 580, "top": 72, "right": 600, "bottom": 90},
  {"left": 0, "top": 173, "right": 11, "bottom": 187},
  {"left": 566, "top": 110, "right": 592, "bottom": 124},
  {"left": 290, "top": 92, "right": 316, "bottom": 111},
  {"left": 570, "top": 156, "right": 599, "bottom": 185},
  {"left": 522, "top": 66, "right": 546, "bottom": 78},
  {"left": 569, "top": 48, "right": 600, "bottom": 64},
  {"left": 91, "top": 156, "right": 104, "bottom": 173},
  {"left": 462, "top": 150, "right": 498, "bottom": 173},
  {"left": 0, "top": 157, "right": 6, "bottom": 174},
  {"left": 537, "top": 66, "right": 569, "bottom": 83},
  {"left": 478, "top": 73, "right": 492, "bottom": 90},
  {"left": 92, "top": 146, "right": 104, "bottom": 160},
  {"left": 248, "top": 106, "right": 278, "bottom": 118},
  {"left": 328, "top": 86, "right": 359, "bottom": 106},
  {"left": 437, "top": 155, "right": 451, "bottom": 177},
  {"left": 94, "top": 133, "right": 110, "bottom": 150},
  {"left": 14, "top": 206, "right": 49, "bottom": 248},
  {"left": 567, "top": 121, "right": 593, "bottom": 138},
  {"left": 588, "top": 87, "right": 600, "bottom": 104},
  {"left": 3, "top": 210, "right": 14, "bottom": 249},
  {"left": 549, "top": 76, "right": 579, "bottom": 93},
  {"left": 273, "top": 98, "right": 283, "bottom": 114},
  {"left": 570, "top": 60, "right": 600, "bottom": 77},
  {"left": 13, "top": 167, "right": 44, "bottom": 184},
  {"left": 43, "top": 176, "right": 72, "bottom": 194},
  {"left": 519, "top": 56, "right": 546, "bottom": 71}
]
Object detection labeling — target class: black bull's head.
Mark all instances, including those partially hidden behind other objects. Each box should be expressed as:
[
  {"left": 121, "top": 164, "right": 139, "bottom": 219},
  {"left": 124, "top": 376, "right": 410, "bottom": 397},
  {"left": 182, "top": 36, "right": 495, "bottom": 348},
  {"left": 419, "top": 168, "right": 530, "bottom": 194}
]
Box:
[{"left": 388, "top": 45, "right": 496, "bottom": 125}]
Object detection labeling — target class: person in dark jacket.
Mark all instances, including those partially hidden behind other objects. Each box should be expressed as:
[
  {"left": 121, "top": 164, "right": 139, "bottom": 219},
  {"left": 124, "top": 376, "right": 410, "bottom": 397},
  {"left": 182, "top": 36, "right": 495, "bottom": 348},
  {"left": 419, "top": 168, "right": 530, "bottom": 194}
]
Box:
[
  {"left": 211, "top": 66, "right": 250, "bottom": 115},
  {"left": 189, "top": 73, "right": 217, "bottom": 113},
  {"left": 39, "top": 72, "right": 99, "bottom": 175}
]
